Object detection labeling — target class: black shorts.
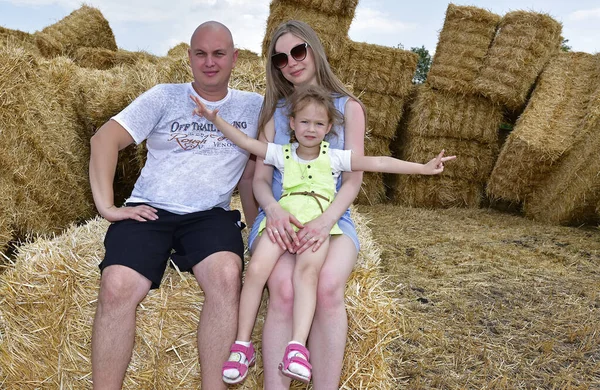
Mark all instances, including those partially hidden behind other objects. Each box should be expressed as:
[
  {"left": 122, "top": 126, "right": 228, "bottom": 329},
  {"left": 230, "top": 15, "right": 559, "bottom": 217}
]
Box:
[{"left": 100, "top": 205, "right": 245, "bottom": 289}]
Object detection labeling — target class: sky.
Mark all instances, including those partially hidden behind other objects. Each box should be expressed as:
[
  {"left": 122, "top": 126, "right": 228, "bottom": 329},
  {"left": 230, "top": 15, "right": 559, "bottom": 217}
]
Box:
[{"left": 1, "top": 0, "right": 599, "bottom": 56}]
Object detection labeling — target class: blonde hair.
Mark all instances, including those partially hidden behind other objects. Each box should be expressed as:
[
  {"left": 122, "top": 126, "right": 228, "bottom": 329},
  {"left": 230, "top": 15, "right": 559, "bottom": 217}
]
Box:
[{"left": 258, "top": 20, "right": 366, "bottom": 136}]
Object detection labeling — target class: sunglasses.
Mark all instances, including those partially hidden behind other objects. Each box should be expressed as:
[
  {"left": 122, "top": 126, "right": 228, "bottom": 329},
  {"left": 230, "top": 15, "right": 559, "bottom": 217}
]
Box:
[{"left": 271, "top": 42, "right": 309, "bottom": 69}]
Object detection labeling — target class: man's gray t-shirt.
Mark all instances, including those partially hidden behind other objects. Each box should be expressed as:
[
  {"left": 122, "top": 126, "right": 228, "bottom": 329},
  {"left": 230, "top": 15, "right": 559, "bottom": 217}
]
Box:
[{"left": 112, "top": 83, "right": 263, "bottom": 214}]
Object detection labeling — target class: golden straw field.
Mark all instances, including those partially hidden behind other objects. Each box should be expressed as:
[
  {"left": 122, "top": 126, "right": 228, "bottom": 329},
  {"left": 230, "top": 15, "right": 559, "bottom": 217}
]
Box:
[{"left": 1, "top": 1, "right": 599, "bottom": 389}]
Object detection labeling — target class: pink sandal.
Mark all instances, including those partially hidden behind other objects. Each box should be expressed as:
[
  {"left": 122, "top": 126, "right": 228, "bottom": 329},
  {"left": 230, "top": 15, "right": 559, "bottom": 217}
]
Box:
[
  {"left": 222, "top": 342, "right": 256, "bottom": 385},
  {"left": 278, "top": 342, "right": 312, "bottom": 383}
]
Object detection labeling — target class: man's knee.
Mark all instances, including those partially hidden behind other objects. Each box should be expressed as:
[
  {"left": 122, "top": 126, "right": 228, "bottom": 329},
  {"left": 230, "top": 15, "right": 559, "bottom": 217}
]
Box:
[
  {"left": 97, "top": 265, "right": 150, "bottom": 311},
  {"left": 195, "top": 252, "right": 242, "bottom": 298}
]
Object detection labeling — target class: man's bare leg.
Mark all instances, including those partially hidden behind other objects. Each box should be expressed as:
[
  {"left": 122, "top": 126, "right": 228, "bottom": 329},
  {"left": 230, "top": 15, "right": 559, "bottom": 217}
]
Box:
[
  {"left": 92, "top": 265, "right": 152, "bottom": 390},
  {"left": 193, "top": 251, "right": 242, "bottom": 389}
]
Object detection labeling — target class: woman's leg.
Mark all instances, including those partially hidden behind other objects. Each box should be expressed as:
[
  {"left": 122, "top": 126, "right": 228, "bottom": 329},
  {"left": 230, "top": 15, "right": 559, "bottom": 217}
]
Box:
[
  {"left": 308, "top": 235, "right": 358, "bottom": 390},
  {"left": 261, "top": 251, "right": 296, "bottom": 389}
]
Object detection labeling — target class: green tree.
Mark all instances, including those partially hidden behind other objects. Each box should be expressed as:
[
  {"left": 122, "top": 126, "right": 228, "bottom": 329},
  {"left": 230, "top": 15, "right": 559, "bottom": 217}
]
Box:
[
  {"left": 410, "top": 45, "right": 432, "bottom": 84},
  {"left": 561, "top": 38, "right": 571, "bottom": 52}
]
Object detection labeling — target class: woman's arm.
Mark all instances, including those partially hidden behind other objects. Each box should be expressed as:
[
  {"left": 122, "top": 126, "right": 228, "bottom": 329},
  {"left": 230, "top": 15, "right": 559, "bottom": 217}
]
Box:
[
  {"left": 252, "top": 117, "right": 303, "bottom": 251},
  {"left": 294, "top": 98, "right": 365, "bottom": 254},
  {"left": 190, "top": 94, "right": 268, "bottom": 159}
]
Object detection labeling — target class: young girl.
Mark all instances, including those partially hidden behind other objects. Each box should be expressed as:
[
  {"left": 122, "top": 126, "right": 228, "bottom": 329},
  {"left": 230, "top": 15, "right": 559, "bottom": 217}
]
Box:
[{"left": 191, "top": 85, "right": 455, "bottom": 384}]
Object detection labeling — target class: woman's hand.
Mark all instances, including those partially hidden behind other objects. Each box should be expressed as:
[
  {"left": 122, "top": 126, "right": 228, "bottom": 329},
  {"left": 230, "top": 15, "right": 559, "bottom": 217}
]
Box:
[
  {"left": 293, "top": 214, "right": 335, "bottom": 254},
  {"left": 264, "top": 202, "right": 303, "bottom": 252},
  {"left": 101, "top": 204, "right": 158, "bottom": 223}
]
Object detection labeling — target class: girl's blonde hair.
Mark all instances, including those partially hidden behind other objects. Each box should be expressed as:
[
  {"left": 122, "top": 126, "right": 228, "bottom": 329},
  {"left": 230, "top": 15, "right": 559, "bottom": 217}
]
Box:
[
  {"left": 287, "top": 84, "right": 343, "bottom": 141},
  {"left": 258, "top": 20, "right": 366, "bottom": 136}
]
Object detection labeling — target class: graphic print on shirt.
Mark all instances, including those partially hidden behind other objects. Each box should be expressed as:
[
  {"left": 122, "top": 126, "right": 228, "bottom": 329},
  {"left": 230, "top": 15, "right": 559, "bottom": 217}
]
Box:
[{"left": 168, "top": 118, "right": 249, "bottom": 155}]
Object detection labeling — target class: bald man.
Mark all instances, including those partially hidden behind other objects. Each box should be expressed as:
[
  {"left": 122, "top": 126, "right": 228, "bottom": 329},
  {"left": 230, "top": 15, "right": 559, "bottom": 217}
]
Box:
[{"left": 89, "top": 21, "right": 263, "bottom": 389}]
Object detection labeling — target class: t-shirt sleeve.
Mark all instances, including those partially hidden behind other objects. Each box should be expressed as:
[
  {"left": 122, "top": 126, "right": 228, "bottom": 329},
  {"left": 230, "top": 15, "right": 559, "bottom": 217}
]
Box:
[
  {"left": 264, "top": 143, "right": 285, "bottom": 171},
  {"left": 111, "top": 85, "right": 167, "bottom": 145},
  {"left": 329, "top": 148, "right": 352, "bottom": 173}
]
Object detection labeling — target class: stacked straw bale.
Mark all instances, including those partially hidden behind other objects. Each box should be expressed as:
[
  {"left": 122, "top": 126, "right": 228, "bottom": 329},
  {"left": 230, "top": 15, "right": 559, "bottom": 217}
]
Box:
[
  {"left": 426, "top": 4, "right": 501, "bottom": 95},
  {"left": 261, "top": 0, "right": 358, "bottom": 63},
  {"left": 391, "top": 84, "right": 503, "bottom": 208},
  {"left": 34, "top": 5, "right": 117, "bottom": 58},
  {"left": 0, "top": 44, "right": 95, "bottom": 244},
  {"left": 336, "top": 41, "right": 418, "bottom": 205},
  {"left": 473, "top": 10, "right": 563, "bottom": 110},
  {"left": 72, "top": 47, "right": 159, "bottom": 70},
  {"left": 522, "top": 74, "right": 600, "bottom": 225},
  {"left": 487, "top": 52, "right": 600, "bottom": 203},
  {"left": 0, "top": 205, "right": 397, "bottom": 389}
]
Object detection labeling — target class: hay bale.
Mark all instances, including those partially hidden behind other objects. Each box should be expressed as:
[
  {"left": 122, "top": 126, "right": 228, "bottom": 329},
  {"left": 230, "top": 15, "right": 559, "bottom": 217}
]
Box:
[
  {"left": 357, "top": 90, "right": 407, "bottom": 140},
  {"left": 336, "top": 41, "right": 418, "bottom": 98},
  {"left": 401, "top": 85, "right": 502, "bottom": 144},
  {"left": 167, "top": 42, "right": 189, "bottom": 58},
  {"left": 73, "top": 47, "right": 159, "bottom": 70},
  {"left": 286, "top": 0, "right": 358, "bottom": 17},
  {"left": 0, "top": 204, "right": 397, "bottom": 389},
  {"left": 427, "top": 4, "right": 501, "bottom": 95},
  {"left": 0, "top": 44, "right": 95, "bottom": 242},
  {"left": 523, "top": 83, "right": 600, "bottom": 225},
  {"left": 393, "top": 175, "right": 483, "bottom": 209},
  {"left": 261, "top": 0, "right": 354, "bottom": 62},
  {"left": 486, "top": 52, "right": 600, "bottom": 203},
  {"left": 0, "top": 26, "right": 40, "bottom": 55},
  {"left": 0, "top": 176, "right": 14, "bottom": 255},
  {"left": 355, "top": 136, "right": 391, "bottom": 205},
  {"left": 34, "top": 5, "right": 117, "bottom": 58},
  {"left": 402, "top": 135, "right": 499, "bottom": 183},
  {"left": 231, "top": 56, "right": 267, "bottom": 96},
  {"left": 473, "top": 10, "right": 562, "bottom": 110}
]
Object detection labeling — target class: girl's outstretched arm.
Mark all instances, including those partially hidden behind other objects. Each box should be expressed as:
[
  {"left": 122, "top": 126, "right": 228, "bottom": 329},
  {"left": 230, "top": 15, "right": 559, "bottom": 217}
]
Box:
[
  {"left": 351, "top": 149, "right": 456, "bottom": 175},
  {"left": 190, "top": 94, "right": 268, "bottom": 159}
]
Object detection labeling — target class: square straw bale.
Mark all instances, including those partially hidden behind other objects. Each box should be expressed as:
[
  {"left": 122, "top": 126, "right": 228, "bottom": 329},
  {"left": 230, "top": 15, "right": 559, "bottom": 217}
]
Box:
[
  {"left": 523, "top": 86, "right": 600, "bottom": 225},
  {"left": 473, "top": 10, "right": 563, "bottom": 110},
  {"left": 402, "top": 135, "right": 498, "bottom": 183},
  {"left": 403, "top": 85, "right": 503, "bottom": 144},
  {"left": 262, "top": 0, "right": 354, "bottom": 63},
  {"left": 427, "top": 4, "right": 501, "bottom": 95},
  {"left": 336, "top": 40, "right": 418, "bottom": 97},
  {"left": 486, "top": 52, "right": 600, "bottom": 203},
  {"left": 355, "top": 135, "right": 391, "bottom": 205},
  {"left": 0, "top": 203, "right": 398, "bottom": 389},
  {"left": 392, "top": 174, "right": 483, "bottom": 209},
  {"left": 286, "top": 0, "right": 358, "bottom": 17},
  {"left": 34, "top": 5, "right": 117, "bottom": 58},
  {"left": 357, "top": 90, "right": 407, "bottom": 140}
]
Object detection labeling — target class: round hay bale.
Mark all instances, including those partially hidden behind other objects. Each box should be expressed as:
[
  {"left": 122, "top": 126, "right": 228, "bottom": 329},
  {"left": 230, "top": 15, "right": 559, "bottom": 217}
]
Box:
[
  {"left": 261, "top": 0, "right": 353, "bottom": 63},
  {"left": 486, "top": 52, "right": 600, "bottom": 203},
  {"left": 0, "top": 203, "right": 398, "bottom": 389},
  {"left": 427, "top": 4, "right": 501, "bottom": 95},
  {"left": 473, "top": 10, "right": 563, "bottom": 110},
  {"left": 231, "top": 55, "right": 267, "bottom": 96},
  {"left": 336, "top": 40, "right": 418, "bottom": 98},
  {"left": 34, "top": 5, "right": 117, "bottom": 58},
  {"left": 73, "top": 47, "right": 159, "bottom": 70}
]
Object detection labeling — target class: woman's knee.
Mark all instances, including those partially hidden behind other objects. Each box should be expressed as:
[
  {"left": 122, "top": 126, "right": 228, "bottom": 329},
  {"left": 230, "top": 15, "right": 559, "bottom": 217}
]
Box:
[
  {"left": 266, "top": 272, "right": 294, "bottom": 315},
  {"left": 315, "top": 268, "right": 346, "bottom": 310}
]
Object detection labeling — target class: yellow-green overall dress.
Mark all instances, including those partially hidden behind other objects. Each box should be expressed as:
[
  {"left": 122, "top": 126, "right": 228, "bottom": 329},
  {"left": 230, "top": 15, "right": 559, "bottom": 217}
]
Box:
[{"left": 258, "top": 141, "right": 343, "bottom": 235}]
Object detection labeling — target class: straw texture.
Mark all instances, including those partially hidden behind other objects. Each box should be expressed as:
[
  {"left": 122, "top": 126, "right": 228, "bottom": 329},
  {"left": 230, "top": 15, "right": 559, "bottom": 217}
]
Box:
[
  {"left": 0, "top": 202, "right": 398, "bottom": 389},
  {"left": 262, "top": 0, "right": 354, "bottom": 62},
  {"left": 473, "top": 10, "right": 563, "bottom": 110},
  {"left": 487, "top": 52, "right": 600, "bottom": 203},
  {"left": 427, "top": 4, "right": 501, "bottom": 95},
  {"left": 34, "top": 5, "right": 117, "bottom": 58}
]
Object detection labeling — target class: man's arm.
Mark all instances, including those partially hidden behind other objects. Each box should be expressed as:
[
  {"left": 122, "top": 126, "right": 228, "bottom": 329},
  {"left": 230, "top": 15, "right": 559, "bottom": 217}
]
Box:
[{"left": 89, "top": 119, "right": 157, "bottom": 222}]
